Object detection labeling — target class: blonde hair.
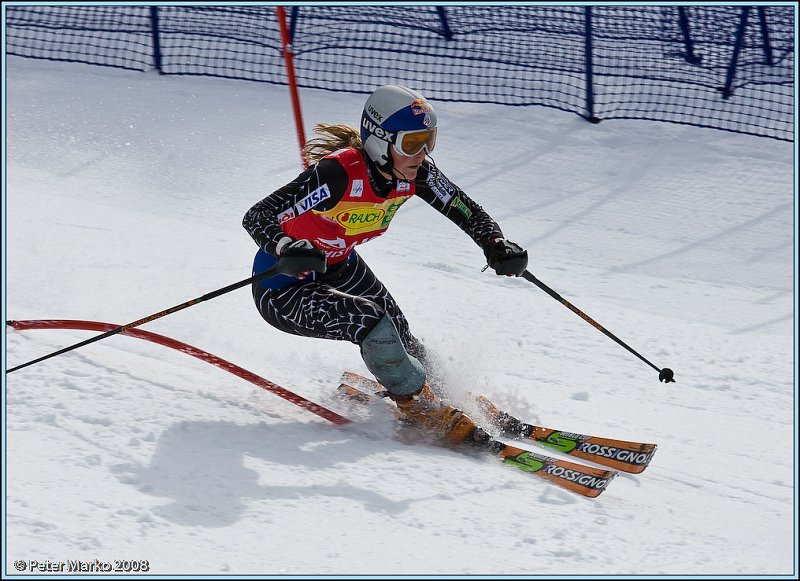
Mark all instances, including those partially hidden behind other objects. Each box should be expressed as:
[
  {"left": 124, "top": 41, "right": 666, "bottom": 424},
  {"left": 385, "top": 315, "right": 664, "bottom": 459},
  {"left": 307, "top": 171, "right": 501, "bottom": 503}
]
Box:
[{"left": 302, "top": 123, "right": 363, "bottom": 165}]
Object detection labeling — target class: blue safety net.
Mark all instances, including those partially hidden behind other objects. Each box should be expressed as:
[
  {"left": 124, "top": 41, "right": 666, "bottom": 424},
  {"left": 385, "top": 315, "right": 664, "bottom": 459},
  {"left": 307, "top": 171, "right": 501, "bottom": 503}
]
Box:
[{"left": 6, "top": 5, "right": 794, "bottom": 141}]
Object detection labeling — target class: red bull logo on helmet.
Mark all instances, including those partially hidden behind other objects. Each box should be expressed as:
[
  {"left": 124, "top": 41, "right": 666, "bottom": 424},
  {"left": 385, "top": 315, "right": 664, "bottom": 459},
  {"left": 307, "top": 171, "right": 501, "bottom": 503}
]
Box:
[{"left": 410, "top": 98, "right": 432, "bottom": 115}]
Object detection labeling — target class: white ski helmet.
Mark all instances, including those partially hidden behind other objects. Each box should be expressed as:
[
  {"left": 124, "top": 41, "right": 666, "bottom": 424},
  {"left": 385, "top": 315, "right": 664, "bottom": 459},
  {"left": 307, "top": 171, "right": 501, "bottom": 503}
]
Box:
[{"left": 360, "top": 85, "right": 438, "bottom": 172}]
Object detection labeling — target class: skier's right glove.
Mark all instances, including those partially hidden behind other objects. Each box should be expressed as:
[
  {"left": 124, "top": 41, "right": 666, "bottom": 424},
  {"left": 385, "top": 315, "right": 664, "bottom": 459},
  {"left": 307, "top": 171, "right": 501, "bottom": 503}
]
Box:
[
  {"left": 275, "top": 236, "right": 327, "bottom": 277},
  {"left": 483, "top": 237, "right": 528, "bottom": 277}
]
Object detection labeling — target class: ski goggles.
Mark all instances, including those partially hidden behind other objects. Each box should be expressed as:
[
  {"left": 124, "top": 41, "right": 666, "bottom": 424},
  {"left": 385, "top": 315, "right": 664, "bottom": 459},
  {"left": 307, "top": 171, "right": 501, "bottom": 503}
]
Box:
[{"left": 392, "top": 128, "right": 437, "bottom": 157}]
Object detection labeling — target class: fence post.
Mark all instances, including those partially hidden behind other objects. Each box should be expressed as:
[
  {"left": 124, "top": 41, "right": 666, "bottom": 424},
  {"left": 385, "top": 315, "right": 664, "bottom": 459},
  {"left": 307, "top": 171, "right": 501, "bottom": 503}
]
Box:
[
  {"left": 436, "top": 7, "right": 453, "bottom": 40},
  {"left": 722, "top": 6, "right": 750, "bottom": 99},
  {"left": 756, "top": 7, "right": 774, "bottom": 65},
  {"left": 677, "top": 7, "right": 702, "bottom": 64},
  {"left": 583, "top": 7, "right": 600, "bottom": 123},
  {"left": 149, "top": 6, "right": 163, "bottom": 74},
  {"left": 289, "top": 6, "right": 300, "bottom": 43}
]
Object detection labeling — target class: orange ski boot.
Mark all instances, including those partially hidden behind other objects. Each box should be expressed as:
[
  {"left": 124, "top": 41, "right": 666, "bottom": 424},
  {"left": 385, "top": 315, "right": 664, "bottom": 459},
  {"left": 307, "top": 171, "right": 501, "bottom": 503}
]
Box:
[{"left": 389, "top": 384, "right": 486, "bottom": 445}]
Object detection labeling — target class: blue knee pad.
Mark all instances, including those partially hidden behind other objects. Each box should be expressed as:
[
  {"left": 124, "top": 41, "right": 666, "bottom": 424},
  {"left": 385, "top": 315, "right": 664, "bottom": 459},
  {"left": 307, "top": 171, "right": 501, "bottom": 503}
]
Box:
[{"left": 359, "top": 314, "right": 426, "bottom": 396}]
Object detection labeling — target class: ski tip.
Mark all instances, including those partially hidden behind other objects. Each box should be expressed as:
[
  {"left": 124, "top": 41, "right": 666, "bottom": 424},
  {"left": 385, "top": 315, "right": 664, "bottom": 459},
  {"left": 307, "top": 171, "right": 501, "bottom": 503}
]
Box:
[
  {"left": 623, "top": 443, "right": 658, "bottom": 474},
  {"left": 585, "top": 471, "right": 617, "bottom": 498},
  {"left": 337, "top": 382, "right": 373, "bottom": 403}
]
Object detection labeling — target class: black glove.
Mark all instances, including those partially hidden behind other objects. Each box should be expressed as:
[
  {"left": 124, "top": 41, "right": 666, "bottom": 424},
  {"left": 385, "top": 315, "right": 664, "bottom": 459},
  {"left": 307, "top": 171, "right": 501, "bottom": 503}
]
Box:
[
  {"left": 275, "top": 237, "right": 327, "bottom": 277},
  {"left": 483, "top": 238, "right": 528, "bottom": 277}
]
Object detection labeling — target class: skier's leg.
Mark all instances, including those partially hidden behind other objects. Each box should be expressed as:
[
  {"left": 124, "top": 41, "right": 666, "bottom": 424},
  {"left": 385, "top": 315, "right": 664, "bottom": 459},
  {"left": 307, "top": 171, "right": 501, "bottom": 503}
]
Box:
[
  {"left": 253, "top": 278, "right": 383, "bottom": 344},
  {"left": 358, "top": 312, "right": 426, "bottom": 396},
  {"left": 325, "top": 252, "right": 429, "bottom": 365},
  {"left": 252, "top": 254, "right": 480, "bottom": 443}
]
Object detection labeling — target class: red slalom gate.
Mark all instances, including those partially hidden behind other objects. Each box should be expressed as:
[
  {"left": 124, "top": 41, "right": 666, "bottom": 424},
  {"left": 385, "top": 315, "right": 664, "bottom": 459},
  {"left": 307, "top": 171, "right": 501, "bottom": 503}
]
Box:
[{"left": 6, "top": 319, "right": 351, "bottom": 425}]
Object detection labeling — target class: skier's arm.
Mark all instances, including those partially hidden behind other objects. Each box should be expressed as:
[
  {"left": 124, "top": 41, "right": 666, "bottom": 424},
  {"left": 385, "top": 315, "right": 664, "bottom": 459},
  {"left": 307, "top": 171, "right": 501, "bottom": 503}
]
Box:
[
  {"left": 414, "top": 162, "right": 504, "bottom": 247},
  {"left": 415, "top": 162, "right": 528, "bottom": 276},
  {"left": 242, "top": 158, "right": 349, "bottom": 255}
]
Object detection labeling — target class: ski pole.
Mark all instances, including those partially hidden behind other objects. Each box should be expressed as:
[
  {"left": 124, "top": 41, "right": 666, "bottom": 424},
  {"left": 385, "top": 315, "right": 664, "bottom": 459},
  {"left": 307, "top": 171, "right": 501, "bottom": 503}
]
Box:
[
  {"left": 520, "top": 270, "right": 675, "bottom": 383},
  {"left": 6, "top": 251, "right": 326, "bottom": 374}
]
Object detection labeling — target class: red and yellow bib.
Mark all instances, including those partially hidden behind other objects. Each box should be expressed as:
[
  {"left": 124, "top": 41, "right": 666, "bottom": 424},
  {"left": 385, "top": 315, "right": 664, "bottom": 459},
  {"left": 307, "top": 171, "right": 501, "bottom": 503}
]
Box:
[{"left": 279, "top": 148, "right": 415, "bottom": 264}]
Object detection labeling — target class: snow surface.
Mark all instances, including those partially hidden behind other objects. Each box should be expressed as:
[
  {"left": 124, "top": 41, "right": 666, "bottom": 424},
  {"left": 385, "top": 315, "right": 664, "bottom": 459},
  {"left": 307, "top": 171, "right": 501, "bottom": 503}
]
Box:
[{"left": 3, "top": 56, "right": 797, "bottom": 578}]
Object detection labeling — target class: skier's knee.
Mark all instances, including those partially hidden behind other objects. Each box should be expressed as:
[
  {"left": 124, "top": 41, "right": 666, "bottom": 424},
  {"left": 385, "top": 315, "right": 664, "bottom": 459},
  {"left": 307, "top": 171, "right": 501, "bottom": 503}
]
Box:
[{"left": 359, "top": 313, "right": 426, "bottom": 397}]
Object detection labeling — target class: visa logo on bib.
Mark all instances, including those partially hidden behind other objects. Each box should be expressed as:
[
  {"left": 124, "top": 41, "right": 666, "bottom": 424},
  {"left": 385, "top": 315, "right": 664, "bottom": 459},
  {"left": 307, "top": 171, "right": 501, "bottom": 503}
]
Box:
[{"left": 295, "top": 184, "right": 331, "bottom": 215}]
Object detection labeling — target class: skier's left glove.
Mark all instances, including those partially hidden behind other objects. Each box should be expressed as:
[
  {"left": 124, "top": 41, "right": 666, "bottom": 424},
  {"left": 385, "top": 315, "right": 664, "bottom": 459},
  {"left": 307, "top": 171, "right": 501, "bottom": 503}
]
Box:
[
  {"left": 275, "top": 236, "right": 327, "bottom": 277},
  {"left": 483, "top": 237, "right": 528, "bottom": 277}
]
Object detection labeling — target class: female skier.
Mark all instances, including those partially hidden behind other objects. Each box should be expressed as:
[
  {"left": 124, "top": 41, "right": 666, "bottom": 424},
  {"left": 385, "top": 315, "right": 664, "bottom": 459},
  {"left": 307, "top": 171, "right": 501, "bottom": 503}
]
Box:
[{"left": 243, "top": 85, "right": 528, "bottom": 443}]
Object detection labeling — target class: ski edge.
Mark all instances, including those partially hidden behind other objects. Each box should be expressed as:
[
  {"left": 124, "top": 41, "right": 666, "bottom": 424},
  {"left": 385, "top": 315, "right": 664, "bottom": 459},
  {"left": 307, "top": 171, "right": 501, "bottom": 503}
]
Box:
[
  {"left": 473, "top": 394, "right": 657, "bottom": 474},
  {"left": 337, "top": 377, "right": 617, "bottom": 498},
  {"left": 340, "top": 370, "right": 657, "bottom": 474}
]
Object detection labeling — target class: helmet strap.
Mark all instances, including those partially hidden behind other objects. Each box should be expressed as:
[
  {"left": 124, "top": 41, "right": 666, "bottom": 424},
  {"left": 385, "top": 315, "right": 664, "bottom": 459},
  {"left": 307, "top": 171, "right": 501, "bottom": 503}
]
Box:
[
  {"left": 377, "top": 154, "right": 393, "bottom": 176},
  {"left": 392, "top": 166, "right": 410, "bottom": 181},
  {"left": 376, "top": 139, "right": 395, "bottom": 176}
]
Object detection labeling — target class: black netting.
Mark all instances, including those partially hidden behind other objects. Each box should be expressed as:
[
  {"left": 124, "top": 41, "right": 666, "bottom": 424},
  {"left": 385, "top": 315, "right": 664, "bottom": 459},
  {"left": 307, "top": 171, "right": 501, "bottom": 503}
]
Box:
[
  {"left": 5, "top": 5, "right": 794, "bottom": 141},
  {"left": 6, "top": 6, "right": 153, "bottom": 70}
]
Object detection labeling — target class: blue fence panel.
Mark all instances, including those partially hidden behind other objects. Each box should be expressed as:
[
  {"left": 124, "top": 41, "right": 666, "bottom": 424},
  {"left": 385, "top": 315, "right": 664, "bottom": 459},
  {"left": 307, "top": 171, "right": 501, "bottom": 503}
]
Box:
[
  {"left": 6, "top": 5, "right": 154, "bottom": 70},
  {"left": 5, "top": 5, "right": 794, "bottom": 141}
]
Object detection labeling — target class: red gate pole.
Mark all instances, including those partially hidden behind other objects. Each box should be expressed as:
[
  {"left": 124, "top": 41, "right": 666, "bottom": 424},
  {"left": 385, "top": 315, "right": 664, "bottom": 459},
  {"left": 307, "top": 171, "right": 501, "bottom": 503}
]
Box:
[
  {"left": 7, "top": 319, "right": 351, "bottom": 425},
  {"left": 275, "top": 6, "right": 308, "bottom": 169}
]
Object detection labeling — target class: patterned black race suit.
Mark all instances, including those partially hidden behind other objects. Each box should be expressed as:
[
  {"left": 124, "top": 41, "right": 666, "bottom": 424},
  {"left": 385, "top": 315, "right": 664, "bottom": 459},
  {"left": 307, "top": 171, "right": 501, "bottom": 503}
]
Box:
[{"left": 242, "top": 147, "right": 503, "bottom": 364}]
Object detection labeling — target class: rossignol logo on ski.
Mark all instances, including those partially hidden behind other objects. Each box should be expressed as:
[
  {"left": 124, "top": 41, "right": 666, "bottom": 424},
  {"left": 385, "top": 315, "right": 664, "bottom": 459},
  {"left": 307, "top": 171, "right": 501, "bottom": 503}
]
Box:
[
  {"left": 544, "top": 464, "right": 610, "bottom": 490},
  {"left": 576, "top": 442, "right": 653, "bottom": 466},
  {"left": 503, "top": 451, "right": 609, "bottom": 490},
  {"left": 339, "top": 371, "right": 657, "bottom": 497}
]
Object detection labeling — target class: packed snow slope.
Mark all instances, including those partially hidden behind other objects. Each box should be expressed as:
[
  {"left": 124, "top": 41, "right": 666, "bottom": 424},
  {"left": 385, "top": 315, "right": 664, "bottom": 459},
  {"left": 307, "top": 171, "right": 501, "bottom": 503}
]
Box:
[{"left": 4, "top": 57, "right": 796, "bottom": 577}]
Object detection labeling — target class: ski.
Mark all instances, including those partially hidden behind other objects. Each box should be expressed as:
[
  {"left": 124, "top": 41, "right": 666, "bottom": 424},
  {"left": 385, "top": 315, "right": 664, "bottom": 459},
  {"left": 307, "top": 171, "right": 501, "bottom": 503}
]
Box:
[
  {"left": 340, "top": 370, "right": 656, "bottom": 474},
  {"left": 337, "top": 380, "right": 616, "bottom": 498},
  {"left": 472, "top": 393, "right": 657, "bottom": 474}
]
